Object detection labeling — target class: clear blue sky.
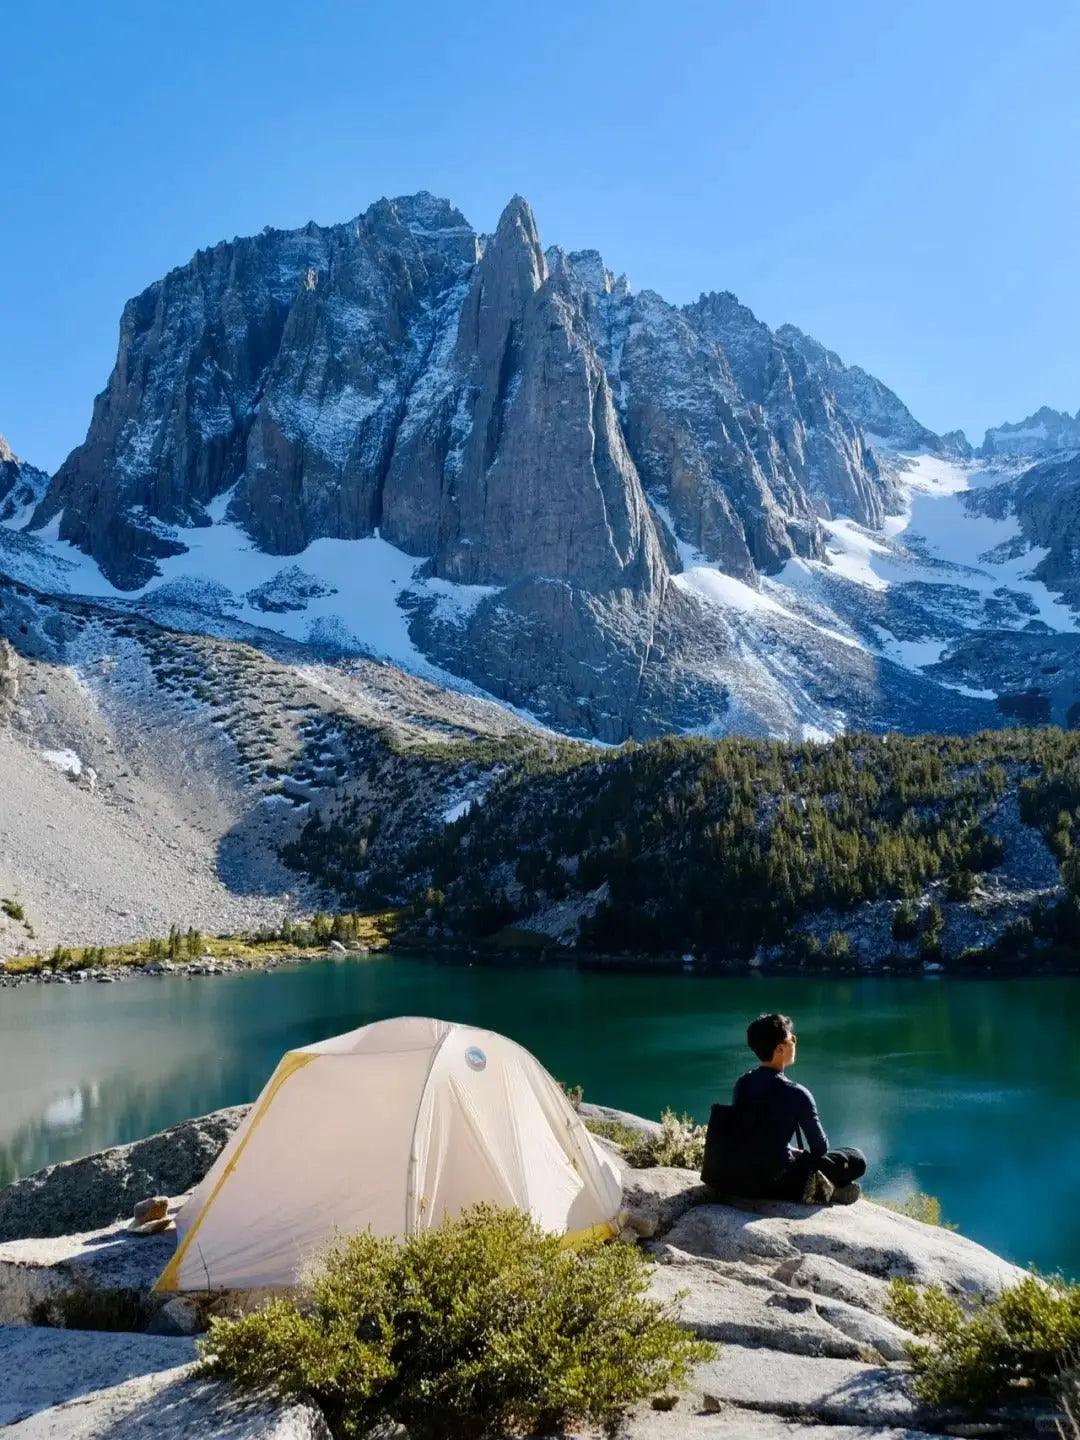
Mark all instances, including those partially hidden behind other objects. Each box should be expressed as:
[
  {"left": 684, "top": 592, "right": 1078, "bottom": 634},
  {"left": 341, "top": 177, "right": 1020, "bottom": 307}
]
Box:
[{"left": 3, "top": 0, "right": 1078, "bottom": 472}]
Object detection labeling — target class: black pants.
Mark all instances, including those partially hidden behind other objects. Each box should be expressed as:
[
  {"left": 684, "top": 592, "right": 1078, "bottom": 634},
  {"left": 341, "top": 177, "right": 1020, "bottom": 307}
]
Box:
[{"left": 759, "top": 1146, "right": 867, "bottom": 1202}]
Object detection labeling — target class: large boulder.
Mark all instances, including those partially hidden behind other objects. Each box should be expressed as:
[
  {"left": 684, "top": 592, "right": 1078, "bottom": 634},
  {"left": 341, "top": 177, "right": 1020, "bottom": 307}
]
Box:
[
  {"left": 0, "top": 1211, "right": 182, "bottom": 1327},
  {"left": 0, "top": 1108, "right": 249, "bottom": 1242},
  {"left": 0, "top": 1326, "right": 195, "bottom": 1425},
  {"left": 620, "top": 1165, "right": 710, "bottom": 1238},
  {"left": 0, "top": 1333, "right": 328, "bottom": 1437},
  {"left": 660, "top": 1197, "right": 1025, "bottom": 1301},
  {"left": 692, "top": 1345, "right": 920, "bottom": 1430},
  {"left": 647, "top": 1251, "right": 915, "bottom": 1362},
  {"left": 610, "top": 1159, "right": 1034, "bottom": 1435}
]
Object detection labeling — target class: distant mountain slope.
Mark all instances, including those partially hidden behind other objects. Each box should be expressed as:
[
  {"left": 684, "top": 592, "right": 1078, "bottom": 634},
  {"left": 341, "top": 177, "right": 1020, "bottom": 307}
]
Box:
[
  {"left": 0, "top": 569, "right": 546, "bottom": 954},
  {"left": 306, "top": 728, "right": 1079, "bottom": 974},
  {"left": 980, "top": 405, "right": 1080, "bottom": 460},
  {"left": 965, "top": 451, "right": 1080, "bottom": 609}
]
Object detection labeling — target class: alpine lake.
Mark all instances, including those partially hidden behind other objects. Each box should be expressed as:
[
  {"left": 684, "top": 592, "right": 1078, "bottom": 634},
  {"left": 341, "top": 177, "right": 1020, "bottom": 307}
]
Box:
[{"left": 2, "top": 954, "right": 1077, "bottom": 1276}]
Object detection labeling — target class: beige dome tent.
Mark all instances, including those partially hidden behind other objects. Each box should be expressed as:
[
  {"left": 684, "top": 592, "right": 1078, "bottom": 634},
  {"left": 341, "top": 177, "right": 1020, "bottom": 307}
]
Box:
[{"left": 155, "top": 1016, "right": 624, "bottom": 1293}]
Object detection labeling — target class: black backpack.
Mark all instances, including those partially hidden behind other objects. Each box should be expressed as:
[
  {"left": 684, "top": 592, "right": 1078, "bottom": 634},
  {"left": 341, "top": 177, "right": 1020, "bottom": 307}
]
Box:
[
  {"left": 701, "top": 1101, "right": 806, "bottom": 1190},
  {"left": 700, "top": 1103, "right": 747, "bottom": 1189}
]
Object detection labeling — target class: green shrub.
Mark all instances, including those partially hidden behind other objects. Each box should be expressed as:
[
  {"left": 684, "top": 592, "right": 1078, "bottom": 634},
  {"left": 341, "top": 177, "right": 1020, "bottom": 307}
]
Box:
[
  {"left": 623, "top": 1109, "right": 706, "bottom": 1170},
  {"left": 945, "top": 869, "right": 976, "bottom": 902},
  {"left": 1, "top": 898, "right": 25, "bottom": 922},
  {"left": 202, "top": 1205, "right": 710, "bottom": 1440},
  {"left": 877, "top": 1190, "right": 954, "bottom": 1229},
  {"left": 583, "top": 1117, "right": 644, "bottom": 1151},
  {"left": 891, "top": 901, "right": 919, "bottom": 941},
  {"left": 886, "top": 1272, "right": 1080, "bottom": 1410},
  {"left": 825, "top": 929, "right": 852, "bottom": 961}
]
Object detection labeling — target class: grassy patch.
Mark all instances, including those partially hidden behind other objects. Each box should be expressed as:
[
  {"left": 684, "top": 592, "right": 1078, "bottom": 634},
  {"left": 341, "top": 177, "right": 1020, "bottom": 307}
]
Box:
[
  {"left": 0, "top": 911, "right": 400, "bottom": 976},
  {"left": 877, "top": 1190, "right": 955, "bottom": 1229},
  {"left": 584, "top": 1109, "right": 705, "bottom": 1170},
  {"left": 583, "top": 1117, "right": 646, "bottom": 1151}
]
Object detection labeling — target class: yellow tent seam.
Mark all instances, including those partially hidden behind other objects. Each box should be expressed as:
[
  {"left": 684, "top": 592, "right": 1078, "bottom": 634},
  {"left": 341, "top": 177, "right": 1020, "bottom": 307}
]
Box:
[{"left": 154, "top": 1051, "right": 317, "bottom": 1293}]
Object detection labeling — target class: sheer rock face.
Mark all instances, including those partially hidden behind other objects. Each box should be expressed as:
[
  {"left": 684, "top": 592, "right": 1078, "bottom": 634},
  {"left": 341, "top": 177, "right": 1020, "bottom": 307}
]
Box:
[
  {"left": 556, "top": 256, "right": 821, "bottom": 580},
  {"left": 0, "top": 436, "right": 48, "bottom": 526},
  {"left": 36, "top": 194, "right": 480, "bottom": 587},
  {"left": 31, "top": 192, "right": 905, "bottom": 736},
  {"left": 386, "top": 201, "right": 667, "bottom": 598},
  {"left": 997, "top": 452, "right": 1080, "bottom": 608},
  {"left": 687, "top": 297, "right": 899, "bottom": 528},
  {"left": 776, "top": 324, "right": 970, "bottom": 461}
]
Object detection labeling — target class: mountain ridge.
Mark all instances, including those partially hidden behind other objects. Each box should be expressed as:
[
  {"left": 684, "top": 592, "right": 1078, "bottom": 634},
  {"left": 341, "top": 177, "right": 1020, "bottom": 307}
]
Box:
[
  {"left": 980, "top": 404, "right": 1080, "bottom": 460},
  {"left": 3, "top": 192, "right": 1078, "bottom": 744}
]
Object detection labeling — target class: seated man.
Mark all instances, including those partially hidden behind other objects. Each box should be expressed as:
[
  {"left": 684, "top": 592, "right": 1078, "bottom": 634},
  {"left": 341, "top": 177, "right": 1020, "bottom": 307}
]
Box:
[{"left": 724, "top": 1012, "right": 866, "bottom": 1205}]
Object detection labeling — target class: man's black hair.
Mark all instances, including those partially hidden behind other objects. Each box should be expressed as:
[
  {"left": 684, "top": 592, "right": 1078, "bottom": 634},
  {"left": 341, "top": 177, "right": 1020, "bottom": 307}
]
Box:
[{"left": 747, "top": 1013, "right": 793, "bottom": 1063}]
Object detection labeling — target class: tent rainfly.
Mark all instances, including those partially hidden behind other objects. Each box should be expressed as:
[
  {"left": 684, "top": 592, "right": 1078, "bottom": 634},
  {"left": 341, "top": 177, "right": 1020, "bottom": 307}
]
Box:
[{"left": 155, "top": 1016, "right": 625, "bottom": 1293}]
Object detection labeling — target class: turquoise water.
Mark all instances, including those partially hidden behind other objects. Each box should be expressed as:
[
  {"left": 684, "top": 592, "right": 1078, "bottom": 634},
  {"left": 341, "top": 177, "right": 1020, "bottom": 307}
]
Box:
[{"left": 1, "top": 957, "right": 1077, "bottom": 1274}]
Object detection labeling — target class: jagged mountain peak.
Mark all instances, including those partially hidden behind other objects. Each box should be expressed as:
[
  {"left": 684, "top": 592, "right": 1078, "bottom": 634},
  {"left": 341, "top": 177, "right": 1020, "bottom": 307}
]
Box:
[
  {"left": 980, "top": 405, "right": 1080, "bottom": 460},
  {"left": 373, "top": 189, "right": 471, "bottom": 229},
  {"left": 689, "top": 289, "right": 754, "bottom": 316},
  {"left": 482, "top": 193, "right": 548, "bottom": 294},
  {"left": 550, "top": 248, "right": 629, "bottom": 301}
]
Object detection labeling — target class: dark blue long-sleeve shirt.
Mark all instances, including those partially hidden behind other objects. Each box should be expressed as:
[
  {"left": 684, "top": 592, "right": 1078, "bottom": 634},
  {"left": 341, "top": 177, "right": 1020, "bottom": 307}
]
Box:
[{"left": 732, "top": 1066, "right": 829, "bottom": 1175}]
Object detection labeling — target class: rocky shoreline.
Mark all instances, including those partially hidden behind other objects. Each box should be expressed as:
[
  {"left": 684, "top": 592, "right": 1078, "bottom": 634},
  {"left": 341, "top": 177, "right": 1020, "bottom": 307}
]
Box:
[
  {"left": 5, "top": 938, "right": 1078, "bottom": 993},
  {"left": 0, "top": 942, "right": 377, "bottom": 990},
  {"left": 0, "top": 1103, "right": 1055, "bottom": 1438}
]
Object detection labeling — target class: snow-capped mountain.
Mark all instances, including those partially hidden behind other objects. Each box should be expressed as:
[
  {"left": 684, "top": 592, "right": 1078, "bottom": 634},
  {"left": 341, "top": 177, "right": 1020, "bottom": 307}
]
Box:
[
  {"left": 0, "top": 437, "right": 48, "bottom": 526},
  {"left": 3, "top": 192, "right": 1079, "bottom": 741},
  {"left": 980, "top": 405, "right": 1080, "bottom": 460}
]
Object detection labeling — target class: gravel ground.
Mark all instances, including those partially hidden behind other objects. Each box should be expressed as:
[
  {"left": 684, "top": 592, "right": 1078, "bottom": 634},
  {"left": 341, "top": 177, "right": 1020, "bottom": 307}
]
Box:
[{"left": 0, "top": 727, "right": 294, "bottom": 954}]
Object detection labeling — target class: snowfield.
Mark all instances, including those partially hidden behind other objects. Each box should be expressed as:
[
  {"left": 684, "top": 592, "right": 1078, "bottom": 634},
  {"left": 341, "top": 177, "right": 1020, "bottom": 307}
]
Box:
[{"left": 3, "top": 493, "right": 502, "bottom": 692}]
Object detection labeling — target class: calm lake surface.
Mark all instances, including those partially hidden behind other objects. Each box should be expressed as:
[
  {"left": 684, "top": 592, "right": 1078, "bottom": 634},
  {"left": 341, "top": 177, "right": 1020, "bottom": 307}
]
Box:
[{"left": 2, "top": 956, "right": 1077, "bottom": 1275}]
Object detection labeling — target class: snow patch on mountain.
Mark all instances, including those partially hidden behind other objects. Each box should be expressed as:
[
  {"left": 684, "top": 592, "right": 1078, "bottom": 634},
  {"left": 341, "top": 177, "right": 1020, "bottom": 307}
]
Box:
[
  {"left": 778, "top": 454, "right": 1080, "bottom": 692},
  {"left": 852, "top": 454, "right": 1079, "bottom": 634},
  {"left": 0, "top": 497, "right": 505, "bottom": 692}
]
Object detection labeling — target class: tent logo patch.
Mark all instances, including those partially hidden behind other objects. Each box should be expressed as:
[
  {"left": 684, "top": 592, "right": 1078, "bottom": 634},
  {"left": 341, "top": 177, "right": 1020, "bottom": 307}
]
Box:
[{"left": 465, "top": 1046, "right": 487, "bottom": 1072}]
